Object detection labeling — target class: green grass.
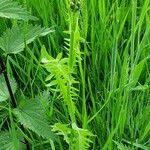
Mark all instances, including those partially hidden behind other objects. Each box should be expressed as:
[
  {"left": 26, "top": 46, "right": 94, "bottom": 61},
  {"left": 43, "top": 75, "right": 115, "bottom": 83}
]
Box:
[{"left": 0, "top": 0, "right": 150, "bottom": 149}]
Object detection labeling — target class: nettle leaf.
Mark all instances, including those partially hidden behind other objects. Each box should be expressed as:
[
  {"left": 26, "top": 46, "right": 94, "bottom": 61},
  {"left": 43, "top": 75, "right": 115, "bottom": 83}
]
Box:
[
  {"left": 0, "top": 24, "right": 54, "bottom": 55},
  {"left": 0, "top": 131, "right": 21, "bottom": 150},
  {"left": 0, "top": 131, "right": 15, "bottom": 150},
  {"left": 14, "top": 98, "right": 55, "bottom": 140},
  {"left": 0, "top": 74, "right": 17, "bottom": 102},
  {"left": 0, "top": 130, "right": 25, "bottom": 150},
  {"left": 0, "top": 0, "right": 37, "bottom": 20}
]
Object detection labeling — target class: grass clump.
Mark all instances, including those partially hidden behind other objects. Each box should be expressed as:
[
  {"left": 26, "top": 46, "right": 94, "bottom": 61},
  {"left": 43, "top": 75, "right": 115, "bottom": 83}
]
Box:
[{"left": 0, "top": 0, "right": 150, "bottom": 149}]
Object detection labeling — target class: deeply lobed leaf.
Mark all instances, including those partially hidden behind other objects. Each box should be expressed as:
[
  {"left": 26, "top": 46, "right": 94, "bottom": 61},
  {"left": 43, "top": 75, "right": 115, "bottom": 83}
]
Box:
[{"left": 52, "top": 122, "right": 94, "bottom": 150}]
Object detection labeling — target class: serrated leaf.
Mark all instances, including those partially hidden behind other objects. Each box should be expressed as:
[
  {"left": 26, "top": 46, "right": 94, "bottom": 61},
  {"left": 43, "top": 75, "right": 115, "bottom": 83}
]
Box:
[
  {"left": 0, "top": 0, "right": 37, "bottom": 20},
  {"left": 0, "top": 24, "right": 54, "bottom": 55},
  {"left": 0, "top": 131, "right": 23, "bottom": 150},
  {"left": 0, "top": 74, "right": 17, "bottom": 102},
  {"left": 14, "top": 98, "right": 54, "bottom": 140},
  {"left": 0, "top": 131, "right": 16, "bottom": 150},
  {"left": 0, "top": 130, "right": 25, "bottom": 150}
]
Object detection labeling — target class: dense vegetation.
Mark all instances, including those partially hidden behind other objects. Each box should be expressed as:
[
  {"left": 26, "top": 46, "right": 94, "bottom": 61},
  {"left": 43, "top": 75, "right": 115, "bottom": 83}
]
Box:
[{"left": 0, "top": 0, "right": 150, "bottom": 149}]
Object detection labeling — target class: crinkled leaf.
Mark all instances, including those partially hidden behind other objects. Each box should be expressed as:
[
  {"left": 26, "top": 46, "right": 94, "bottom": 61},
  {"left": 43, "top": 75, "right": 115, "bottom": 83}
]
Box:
[
  {"left": 0, "top": 131, "right": 15, "bottom": 150},
  {"left": 14, "top": 98, "right": 54, "bottom": 140},
  {"left": 0, "top": 130, "right": 25, "bottom": 150},
  {"left": 0, "top": 0, "right": 37, "bottom": 20},
  {"left": 0, "top": 74, "right": 17, "bottom": 102},
  {"left": 0, "top": 131, "right": 24, "bottom": 150},
  {"left": 0, "top": 24, "right": 54, "bottom": 55}
]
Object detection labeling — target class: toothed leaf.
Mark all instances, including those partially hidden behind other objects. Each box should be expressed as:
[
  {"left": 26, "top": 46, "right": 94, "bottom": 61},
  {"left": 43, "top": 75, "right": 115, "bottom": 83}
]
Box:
[
  {"left": 14, "top": 98, "right": 54, "bottom": 140},
  {"left": 0, "top": 24, "right": 54, "bottom": 55},
  {"left": 0, "top": 0, "right": 37, "bottom": 20}
]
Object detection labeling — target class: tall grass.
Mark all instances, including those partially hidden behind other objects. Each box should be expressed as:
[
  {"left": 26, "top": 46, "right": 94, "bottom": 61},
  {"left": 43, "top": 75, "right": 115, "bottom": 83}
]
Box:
[{"left": 0, "top": 0, "right": 150, "bottom": 149}]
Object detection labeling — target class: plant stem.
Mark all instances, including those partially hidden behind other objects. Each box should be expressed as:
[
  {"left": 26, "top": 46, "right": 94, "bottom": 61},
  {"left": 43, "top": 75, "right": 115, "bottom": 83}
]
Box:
[
  {"left": 0, "top": 56, "right": 30, "bottom": 150},
  {"left": 0, "top": 56, "right": 17, "bottom": 108}
]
